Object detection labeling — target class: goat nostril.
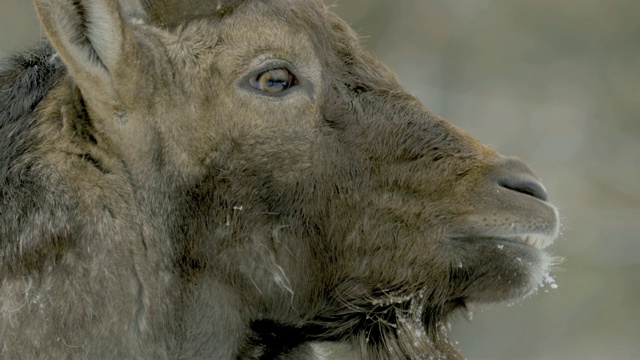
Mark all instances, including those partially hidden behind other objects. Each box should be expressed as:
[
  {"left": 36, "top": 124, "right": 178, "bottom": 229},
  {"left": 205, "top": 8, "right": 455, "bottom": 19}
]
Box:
[
  {"left": 491, "top": 156, "right": 550, "bottom": 201},
  {"left": 499, "top": 177, "right": 548, "bottom": 202}
]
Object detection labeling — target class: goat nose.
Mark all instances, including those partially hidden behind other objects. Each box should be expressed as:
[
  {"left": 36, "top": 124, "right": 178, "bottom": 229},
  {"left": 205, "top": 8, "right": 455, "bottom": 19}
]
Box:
[{"left": 491, "top": 156, "right": 548, "bottom": 202}]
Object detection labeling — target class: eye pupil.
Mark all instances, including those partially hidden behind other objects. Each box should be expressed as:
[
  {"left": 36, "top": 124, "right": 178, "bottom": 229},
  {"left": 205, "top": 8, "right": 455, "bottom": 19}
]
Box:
[{"left": 251, "top": 68, "right": 297, "bottom": 94}]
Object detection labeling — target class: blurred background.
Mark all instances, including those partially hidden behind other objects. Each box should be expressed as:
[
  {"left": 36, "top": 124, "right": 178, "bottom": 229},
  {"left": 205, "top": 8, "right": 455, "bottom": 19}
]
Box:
[{"left": 1, "top": 0, "right": 638, "bottom": 358}]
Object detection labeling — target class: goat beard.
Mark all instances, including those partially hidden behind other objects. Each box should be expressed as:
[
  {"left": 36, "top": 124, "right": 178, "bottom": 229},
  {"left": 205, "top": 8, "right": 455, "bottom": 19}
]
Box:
[{"left": 313, "top": 286, "right": 465, "bottom": 360}]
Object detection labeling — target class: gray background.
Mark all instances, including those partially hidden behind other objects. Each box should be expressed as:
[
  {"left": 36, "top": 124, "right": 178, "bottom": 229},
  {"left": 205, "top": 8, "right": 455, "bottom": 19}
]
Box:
[{"left": 1, "top": 0, "right": 638, "bottom": 359}]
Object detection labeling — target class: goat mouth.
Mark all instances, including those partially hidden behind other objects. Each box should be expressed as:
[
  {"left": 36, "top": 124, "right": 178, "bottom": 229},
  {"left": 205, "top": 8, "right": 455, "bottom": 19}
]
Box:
[
  {"left": 501, "top": 234, "right": 555, "bottom": 250},
  {"left": 452, "top": 233, "right": 556, "bottom": 250}
]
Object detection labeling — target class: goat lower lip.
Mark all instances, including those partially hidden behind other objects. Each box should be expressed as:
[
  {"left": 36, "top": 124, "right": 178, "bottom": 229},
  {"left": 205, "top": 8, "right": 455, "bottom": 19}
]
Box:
[{"left": 498, "top": 235, "right": 553, "bottom": 250}]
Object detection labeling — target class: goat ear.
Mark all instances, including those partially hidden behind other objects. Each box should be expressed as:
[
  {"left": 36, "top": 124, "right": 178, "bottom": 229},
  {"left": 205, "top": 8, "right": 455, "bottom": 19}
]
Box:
[{"left": 34, "top": 0, "right": 136, "bottom": 107}]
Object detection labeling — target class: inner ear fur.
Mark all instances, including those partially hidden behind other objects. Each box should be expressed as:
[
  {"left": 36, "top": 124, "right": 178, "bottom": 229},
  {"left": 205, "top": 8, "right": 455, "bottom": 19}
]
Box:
[{"left": 33, "top": 0, "right": 139, "bottom": 107}]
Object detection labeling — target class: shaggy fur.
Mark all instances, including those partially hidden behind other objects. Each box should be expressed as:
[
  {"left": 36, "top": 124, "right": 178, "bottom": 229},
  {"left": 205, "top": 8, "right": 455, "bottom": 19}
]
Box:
[{"left": 0, "top": 0, "right": 559, "bottom": 359}]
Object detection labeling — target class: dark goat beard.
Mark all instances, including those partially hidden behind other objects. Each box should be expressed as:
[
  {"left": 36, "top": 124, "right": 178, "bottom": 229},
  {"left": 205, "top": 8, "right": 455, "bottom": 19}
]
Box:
[{"left": 315, "top": 288, "right": 465, "bottom": 360}]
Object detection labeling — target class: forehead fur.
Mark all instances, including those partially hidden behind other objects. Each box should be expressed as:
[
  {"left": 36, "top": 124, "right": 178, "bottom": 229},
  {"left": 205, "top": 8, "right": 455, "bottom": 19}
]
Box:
[
  {"left": 141, "top": 0, "right": 244, "bottom": 27},
  {"left": 144, "top": 0, "right": 373, "bottom": 82},
  {"left": 141, "top": 0, "right": 328, "bottom": 29}
]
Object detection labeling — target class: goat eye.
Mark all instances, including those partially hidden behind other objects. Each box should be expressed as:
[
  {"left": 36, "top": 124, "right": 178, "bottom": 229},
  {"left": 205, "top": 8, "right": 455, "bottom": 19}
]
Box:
[{"left": 250, "top": 68, "right": 297, "bottom": 94}]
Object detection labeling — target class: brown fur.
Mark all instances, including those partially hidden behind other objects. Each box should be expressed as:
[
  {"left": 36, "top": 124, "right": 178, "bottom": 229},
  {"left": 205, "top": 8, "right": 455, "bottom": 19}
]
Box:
[{"left": 0, "top": 0, "right": 559, "bottom": 358}]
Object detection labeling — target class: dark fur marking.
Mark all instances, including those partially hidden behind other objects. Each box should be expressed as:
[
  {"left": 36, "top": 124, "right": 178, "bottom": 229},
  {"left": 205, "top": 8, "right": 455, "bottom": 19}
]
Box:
[
  {"left": 249, "top": 320, "right": 312, "bottom": 359},
  {"left": 0, "top": 43, "right": 63, "bottom": 183}
]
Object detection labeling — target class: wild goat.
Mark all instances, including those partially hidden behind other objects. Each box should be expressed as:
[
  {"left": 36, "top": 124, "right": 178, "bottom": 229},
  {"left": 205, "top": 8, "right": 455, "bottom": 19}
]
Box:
[{"left": 0, "top": 0, "right": 560, "bottom": 358}]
